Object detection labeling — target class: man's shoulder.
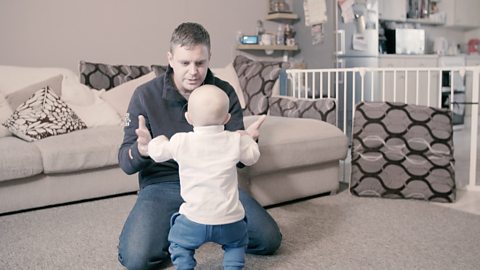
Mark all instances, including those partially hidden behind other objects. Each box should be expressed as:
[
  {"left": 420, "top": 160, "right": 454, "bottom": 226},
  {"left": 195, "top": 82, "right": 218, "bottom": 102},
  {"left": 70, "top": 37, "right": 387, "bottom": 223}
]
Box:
[
  {"left": 213, "top": 77, "right": 234, "bottom": 92},
  {"left": 136, "top": 75, "right": 163, "bottom": 93}
]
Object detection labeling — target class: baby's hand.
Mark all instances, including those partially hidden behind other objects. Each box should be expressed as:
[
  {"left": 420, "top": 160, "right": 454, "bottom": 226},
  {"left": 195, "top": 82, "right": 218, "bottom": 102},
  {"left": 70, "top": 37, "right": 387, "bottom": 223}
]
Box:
[
  {"left": 155, "top": 135, "right": 169, "bottom": 142},
  {"left": 237, "top": 130, "right": 249, "bottom": 136},
  {"left": 245, "top": 115, "right": 267, "bottom": 140}
]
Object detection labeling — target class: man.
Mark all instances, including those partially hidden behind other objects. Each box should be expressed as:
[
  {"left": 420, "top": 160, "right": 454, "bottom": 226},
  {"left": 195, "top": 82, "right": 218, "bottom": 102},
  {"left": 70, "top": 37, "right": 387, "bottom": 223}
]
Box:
[{"left": 117, "top": 22, "right": 282, "bottom": 269}]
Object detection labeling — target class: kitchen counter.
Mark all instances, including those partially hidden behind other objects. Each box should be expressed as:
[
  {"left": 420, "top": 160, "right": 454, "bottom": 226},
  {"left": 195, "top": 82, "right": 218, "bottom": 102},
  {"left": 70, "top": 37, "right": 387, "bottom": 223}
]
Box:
[
  {"left": 465, "top": 54, "right": 480, "bottom": 65},
  {"left": 379, "top": 54, "right": 480, "bottom": 61},
  {"left": 378, "top": 54, "right": 439, "bottom": 59}
]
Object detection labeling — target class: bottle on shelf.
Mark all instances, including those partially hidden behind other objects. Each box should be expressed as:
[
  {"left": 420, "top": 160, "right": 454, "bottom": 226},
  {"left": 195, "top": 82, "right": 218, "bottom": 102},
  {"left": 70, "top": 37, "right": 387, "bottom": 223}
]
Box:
[
  {"left": 276, "top": 24, "right": 285, "bottom": 45},
  {"left": 256, "top": 20, "right": 265, "bottom": 40},
  {"left": 284, "top": 24, "right": 296, "bottom": 46}
]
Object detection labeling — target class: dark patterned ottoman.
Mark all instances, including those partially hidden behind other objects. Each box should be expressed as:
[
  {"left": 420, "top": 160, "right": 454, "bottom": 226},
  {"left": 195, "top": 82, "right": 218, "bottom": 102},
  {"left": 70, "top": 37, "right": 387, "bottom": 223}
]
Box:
[{"left": 350, "top": 101, "right": 455, "bottom": 202}]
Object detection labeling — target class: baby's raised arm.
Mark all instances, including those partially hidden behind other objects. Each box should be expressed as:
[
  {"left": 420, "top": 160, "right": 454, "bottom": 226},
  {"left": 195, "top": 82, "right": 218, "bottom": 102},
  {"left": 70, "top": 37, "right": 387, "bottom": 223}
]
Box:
[
  {"left": 148, "top": 135, "right": 172, "bottom": 162},
  {"left": 239, "top": 115, "right": 267, "bottom": 140}
]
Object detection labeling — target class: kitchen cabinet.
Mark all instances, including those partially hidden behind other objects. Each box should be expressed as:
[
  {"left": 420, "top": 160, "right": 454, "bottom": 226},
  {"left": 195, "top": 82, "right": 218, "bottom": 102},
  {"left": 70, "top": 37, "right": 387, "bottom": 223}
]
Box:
[
  {"left": 378, "top": 0, "right": 443, "bottom": 25},
  {"left": 438, "top": 0, "right": 480, "bottom": 29},
  {"left": 378, "top": 55, "right": 440, "bottom": 106},
  {"left": 378, "top": 0, "right": 407, "bottom": 21}
]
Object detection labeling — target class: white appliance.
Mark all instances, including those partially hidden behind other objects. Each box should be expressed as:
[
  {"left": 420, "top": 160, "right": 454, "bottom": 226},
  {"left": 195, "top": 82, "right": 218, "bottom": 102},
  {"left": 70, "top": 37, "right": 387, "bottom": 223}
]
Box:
[
  {"left": 334, "top": 0, "right": 379, "bottom": 134},
  {"left": 385, "top": 28, "right": 425, "bottom": 55}
]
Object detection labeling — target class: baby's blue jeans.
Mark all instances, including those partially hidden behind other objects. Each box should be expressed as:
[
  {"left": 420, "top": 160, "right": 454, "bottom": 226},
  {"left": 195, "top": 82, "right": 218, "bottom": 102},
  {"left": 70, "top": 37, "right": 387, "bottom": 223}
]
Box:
[{"left": 168, "top": 213, "right": 248, "bottom": 270}]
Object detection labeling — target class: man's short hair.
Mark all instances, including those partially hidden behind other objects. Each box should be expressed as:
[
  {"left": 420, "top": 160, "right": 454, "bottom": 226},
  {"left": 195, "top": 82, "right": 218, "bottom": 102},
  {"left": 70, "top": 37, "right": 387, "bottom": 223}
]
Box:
[{"left": 170, "top": 22, "right": 210, "bottom": 53}]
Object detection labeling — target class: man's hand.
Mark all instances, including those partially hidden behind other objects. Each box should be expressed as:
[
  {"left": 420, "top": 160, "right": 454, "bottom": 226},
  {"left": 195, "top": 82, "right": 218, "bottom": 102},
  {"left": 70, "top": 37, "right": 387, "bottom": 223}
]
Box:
[
  {"left": 136, "top": 115, "right": 151, "bottom": 157},
  {"left": 245, "top": 115, "right": 267, "bottom": 140}
]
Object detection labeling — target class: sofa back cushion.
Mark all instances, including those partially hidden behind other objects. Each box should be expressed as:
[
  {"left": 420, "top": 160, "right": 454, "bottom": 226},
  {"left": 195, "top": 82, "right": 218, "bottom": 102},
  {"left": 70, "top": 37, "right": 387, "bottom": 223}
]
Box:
[
  {"left": 5, "top": 74, "right": 63, "bottom": 110},
  {"left": 0, "top": 93, "right": 13, "bottom": 138},
  {"left": 233, "top": 55, "right": 289, "bottom": 116},
  {"left": 0, "top": 65, "right": 79, "bottom": 96},
  {"left": 101, "top": 72, "right": 156, "bottom": 117},
  {"left": 211, "top": 63, "right": 246, "bottom": 109},
  {"left": 151, "top": 65, "right": 168, "bottom": 77},
  {"left": 268, "top": 96, "right": 337, "bottom": 125},
  {"left": 79, "top": 61, "right": 151, "bottom": 90},
  {"left": 350, "top": 101, "right": 455, "bottom": 202}
]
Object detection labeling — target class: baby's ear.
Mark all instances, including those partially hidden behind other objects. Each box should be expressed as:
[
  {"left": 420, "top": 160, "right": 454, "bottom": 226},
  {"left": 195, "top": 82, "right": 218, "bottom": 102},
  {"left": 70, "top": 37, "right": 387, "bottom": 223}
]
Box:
[
  {"left": 223, "top": 113, "right": 231, "bottom": 125},
  {"left": 185, "top": 112, "right": 193, "bottom": 125}
]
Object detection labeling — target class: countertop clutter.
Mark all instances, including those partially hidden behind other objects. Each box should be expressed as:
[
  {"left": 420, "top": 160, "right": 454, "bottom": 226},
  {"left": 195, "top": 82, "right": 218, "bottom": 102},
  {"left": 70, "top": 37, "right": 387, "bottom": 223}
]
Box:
[{"left": 378, "top": 0, "right": 480, "bottom": 59}]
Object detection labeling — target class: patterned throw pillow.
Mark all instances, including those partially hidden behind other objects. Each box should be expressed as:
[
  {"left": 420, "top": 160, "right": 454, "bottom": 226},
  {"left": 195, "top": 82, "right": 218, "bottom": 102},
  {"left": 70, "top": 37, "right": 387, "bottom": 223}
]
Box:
[
  {"left": 269, "top": 96, "right": 337, "bottom": 125},
  {"left": 233, "top": 55, "right": 290, "bottom": 116},
  {"left": 79, "top": 61, "right": 151, "bottom": 90},
  {"left": 350, "top": 101, "right": 455, "bottom": 202},
  {"left": 151, "top": 65, "right": 168, "bottom": 77},
  {"left": 3, "top": 86, "right": 87, "bottom": 142}
]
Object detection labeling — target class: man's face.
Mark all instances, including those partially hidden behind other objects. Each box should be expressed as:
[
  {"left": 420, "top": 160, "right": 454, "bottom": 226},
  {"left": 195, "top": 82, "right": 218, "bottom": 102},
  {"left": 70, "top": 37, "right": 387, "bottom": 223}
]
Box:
[{"left": 168, "top": 44, "right": 210, "bottom": 96}]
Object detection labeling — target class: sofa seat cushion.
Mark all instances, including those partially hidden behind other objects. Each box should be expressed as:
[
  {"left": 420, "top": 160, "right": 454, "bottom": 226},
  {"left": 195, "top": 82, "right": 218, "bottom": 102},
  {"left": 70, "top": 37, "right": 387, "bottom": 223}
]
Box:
[
  {"left": 0, "top": 137, "right": 43, "bottom": 182},
  {"left": 33, "top": 126, "right": 123, "bottom": 173},
  {"left": 244, "top": 115, "right": 348, "bottom": 176}
]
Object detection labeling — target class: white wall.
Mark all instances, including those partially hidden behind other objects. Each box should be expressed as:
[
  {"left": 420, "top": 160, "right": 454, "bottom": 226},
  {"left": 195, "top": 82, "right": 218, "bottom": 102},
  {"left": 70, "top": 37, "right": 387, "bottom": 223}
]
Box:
[{"left": 0, "top": 0, "right": 269, "bottom": 72}]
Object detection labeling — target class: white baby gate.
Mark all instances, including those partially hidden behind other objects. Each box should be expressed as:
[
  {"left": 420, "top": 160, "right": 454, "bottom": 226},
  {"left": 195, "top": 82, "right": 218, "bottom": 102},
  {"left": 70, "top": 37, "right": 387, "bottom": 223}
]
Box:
[{"left": 285, "top": 66, "right": 480, "bottom": 191}]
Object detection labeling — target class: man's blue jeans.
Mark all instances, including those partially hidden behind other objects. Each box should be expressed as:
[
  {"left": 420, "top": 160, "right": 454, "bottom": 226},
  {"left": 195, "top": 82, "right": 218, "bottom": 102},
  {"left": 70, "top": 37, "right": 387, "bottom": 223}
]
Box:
[
  {"left": 118, "top": 181, "right": 282, "bottom": 270},
  {"left": 168, "top": 213, "right": 248, "bottom": 270}
]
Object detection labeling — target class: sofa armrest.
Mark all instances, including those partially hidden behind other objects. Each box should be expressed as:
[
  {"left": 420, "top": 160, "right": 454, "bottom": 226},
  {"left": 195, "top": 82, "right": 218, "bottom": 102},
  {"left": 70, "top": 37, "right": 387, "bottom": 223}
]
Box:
[{"left": 268, "top": 96, "right": 336, "bottom": 125}]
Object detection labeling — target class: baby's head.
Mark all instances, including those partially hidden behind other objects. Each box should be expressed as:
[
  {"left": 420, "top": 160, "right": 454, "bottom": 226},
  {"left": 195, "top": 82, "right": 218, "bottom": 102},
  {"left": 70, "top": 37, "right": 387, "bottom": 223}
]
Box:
[{"left": 185, "top": 85, "right": 231, "bottom": 127}]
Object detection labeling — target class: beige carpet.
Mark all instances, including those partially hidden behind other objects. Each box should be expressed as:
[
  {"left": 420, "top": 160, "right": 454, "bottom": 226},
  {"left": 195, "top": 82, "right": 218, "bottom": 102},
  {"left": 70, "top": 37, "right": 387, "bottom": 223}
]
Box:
[{"left": 1, "top": 191, "right": 480, "bottom": 270}]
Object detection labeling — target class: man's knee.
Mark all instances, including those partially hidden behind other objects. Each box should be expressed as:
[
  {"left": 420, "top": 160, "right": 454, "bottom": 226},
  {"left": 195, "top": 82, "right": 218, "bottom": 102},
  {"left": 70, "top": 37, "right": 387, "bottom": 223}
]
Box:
[
  {"left": 118, "top": 246, "right": 169, "bottom": 270},
  {"left": 247, "top": 228, "right": 282, "bottom": 255},
  {"left": 260, "top": 229, "right": 282, "bottom": 255}
]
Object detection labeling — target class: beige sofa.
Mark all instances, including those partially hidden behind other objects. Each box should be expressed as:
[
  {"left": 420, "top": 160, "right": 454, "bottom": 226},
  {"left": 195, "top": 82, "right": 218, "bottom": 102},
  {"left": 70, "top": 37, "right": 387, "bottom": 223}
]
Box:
[{"left": 0, "top": 59, "right": 348, "bottom": 214}]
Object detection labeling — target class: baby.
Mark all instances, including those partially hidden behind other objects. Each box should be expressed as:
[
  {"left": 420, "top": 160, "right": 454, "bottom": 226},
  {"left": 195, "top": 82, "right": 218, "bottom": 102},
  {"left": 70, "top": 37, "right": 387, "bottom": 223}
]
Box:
[{"left": 148, "top": 85, "right": 263, "bottom": 269}]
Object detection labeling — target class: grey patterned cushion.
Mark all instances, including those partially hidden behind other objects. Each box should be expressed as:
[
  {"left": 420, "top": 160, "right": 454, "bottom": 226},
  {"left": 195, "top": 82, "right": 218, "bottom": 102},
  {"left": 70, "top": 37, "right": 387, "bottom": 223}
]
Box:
[
  {"left": 151, "top": 65, "right": 168, "bottom": 77},
  {"left": 233, "top": 55, "right": 290, "bottom": 116},
  {"left": 269, "top": 96, "right": 336, "bottom": 125},
  {"left": 3, "top": 86, "right": 87, "bottom": 142},
  {"left": 350, "top": 102, "right": 455, "bottom": 202},
  {"left": 79, "top": 61, "right": 151, "bottom": 90}
]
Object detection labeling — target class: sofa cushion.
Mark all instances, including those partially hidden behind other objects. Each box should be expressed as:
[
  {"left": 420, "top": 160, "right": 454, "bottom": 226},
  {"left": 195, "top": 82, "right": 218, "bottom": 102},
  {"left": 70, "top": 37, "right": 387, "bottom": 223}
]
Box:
[
  {"left": 268, "top": 96, "right": 337, "bottom": 125},
  {"left": 101, "top": 72, "right": 156, "bottom": 117},
  {"left": 33, "top": 126, "right": 123, "bottom": 173},
  {"left": 68, "top": 93, "right": 122, "bottom": 128},
  {"left": 244, "top": 115, "right": 348, "bottom": 176},
  {"left": 3, "top": 86, "right": 87, "bottom": 142},
  {"left": 0, "top": 137, "right": 43, "bottom": 182},
  {"left": 211, "top": 63, "right": 246, "bottom": 109},
  {"left": 79, "top": 61, "right": 152, "bottom": 90},
  {"left": 0, "top": 93, "right": 13, "bottom": 138},
  {"left": 5, "top": 74, "right": 63, "bottom": 110},
  {"left": 0, "top": 65, "right": 79, "bottom": 96},
  {"left": 233, "top": 55, "right": 289, "bottom": 116},
  {"left": 151, "top": 65, "right": 168, "bottom": 77}
]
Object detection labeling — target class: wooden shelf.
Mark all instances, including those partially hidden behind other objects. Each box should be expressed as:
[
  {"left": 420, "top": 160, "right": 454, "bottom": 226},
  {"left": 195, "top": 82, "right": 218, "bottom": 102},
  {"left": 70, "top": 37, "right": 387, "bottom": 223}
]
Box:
[
  {"left": 237, "top": 44, "right": 299, "bottom": 51},
  {"left": 266, "top": 12, "right": 299, "bottom": 21},
  {"left": 380, "top": 18, "right": 445, "bottom": 26}
]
